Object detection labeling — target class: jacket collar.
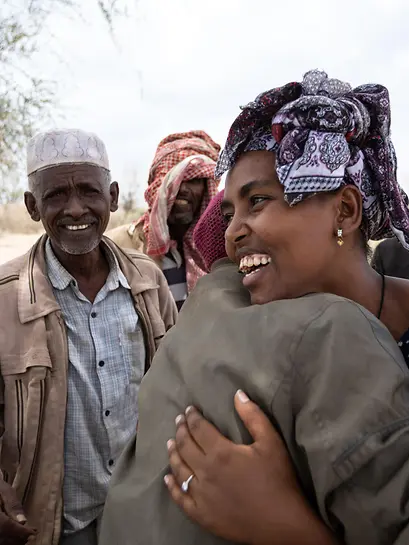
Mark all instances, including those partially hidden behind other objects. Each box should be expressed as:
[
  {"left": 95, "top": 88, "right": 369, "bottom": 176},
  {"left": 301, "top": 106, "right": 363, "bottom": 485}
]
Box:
[
  {"left": 18, "top": 234, "right": 158, "bottom": 324},
  {"left": 103, "top": 236, "right": 159, "bottom": 296}
]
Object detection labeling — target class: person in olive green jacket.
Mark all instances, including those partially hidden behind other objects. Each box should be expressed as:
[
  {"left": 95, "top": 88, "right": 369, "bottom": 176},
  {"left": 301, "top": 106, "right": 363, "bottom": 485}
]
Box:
[
  {"left": 372, "top": 237, "right": 409, "bottom": 279},
  {"left": 100, "top": 71, "right": 409, "bottom": 545}
]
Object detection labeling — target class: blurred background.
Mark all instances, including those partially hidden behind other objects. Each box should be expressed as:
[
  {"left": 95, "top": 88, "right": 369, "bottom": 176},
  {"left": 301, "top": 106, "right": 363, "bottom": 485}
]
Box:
[{"left": 1, "top": 0, "right": 408, "bottom": 256}]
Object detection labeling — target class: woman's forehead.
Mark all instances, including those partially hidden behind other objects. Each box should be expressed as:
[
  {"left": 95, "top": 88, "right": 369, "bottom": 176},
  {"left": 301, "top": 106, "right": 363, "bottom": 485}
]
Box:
[{"left": 224, "top": 151, "right": 278, "bottom": 198}]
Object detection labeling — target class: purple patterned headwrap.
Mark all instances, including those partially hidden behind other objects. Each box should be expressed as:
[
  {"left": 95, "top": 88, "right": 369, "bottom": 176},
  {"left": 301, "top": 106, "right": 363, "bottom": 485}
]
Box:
[{"left": 216, "top": 70, "right": 409, "bottom": 247}]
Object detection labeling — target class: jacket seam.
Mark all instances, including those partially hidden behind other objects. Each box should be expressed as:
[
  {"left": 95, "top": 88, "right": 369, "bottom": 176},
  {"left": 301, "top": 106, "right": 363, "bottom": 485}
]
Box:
[
  {"left": 15, "top": 379, "right": 24, "bottom": 461},
  {"left": 334, "top": 415, "right": 409, "bottom": 468},
  {"left": 291, "top": 298, "right": 409, "bottom": 463},
  {"left": 0, "top": 274, "right": 19, "bottom": 286},
  {"left": 268, "top": 299, "right": 346, "bottom": 412},
  {"left": 23, "top": 378, "right": 45, "bottom": 504},
  {"left": 28, "top": 240, "right": 42, "bottom": 305}
]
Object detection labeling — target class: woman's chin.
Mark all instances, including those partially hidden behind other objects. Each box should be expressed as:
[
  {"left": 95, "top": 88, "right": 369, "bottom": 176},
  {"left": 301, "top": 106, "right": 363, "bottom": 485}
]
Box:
[
  {"left": 249, "top": 289, "right": 278, "bottom": 305},
  {"left": 243, "top": 265, "right": 279, "bottom": 305}
]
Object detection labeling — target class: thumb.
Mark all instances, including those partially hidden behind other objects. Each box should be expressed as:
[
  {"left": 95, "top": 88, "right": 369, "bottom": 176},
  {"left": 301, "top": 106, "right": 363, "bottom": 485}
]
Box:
[
  {"left": 234, "top": 390, "right": 277, "bottom": 449},
  {"left": 0, "top": 481, "right": 26, "bottom": 523}
]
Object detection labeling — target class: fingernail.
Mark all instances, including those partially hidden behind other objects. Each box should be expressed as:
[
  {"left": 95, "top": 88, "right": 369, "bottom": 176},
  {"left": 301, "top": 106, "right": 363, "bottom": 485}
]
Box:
[
  {"left": 185, "top": 406, "right": 195, "bottom": 415},
  {"left": 164, "top": 475, "right": 171, "bottom": 486},
  {"left": 236, "top": 389, "right": 250, "bottom": 403},
  {"left": 16, "top": 514, "right": 27, "bottom": 523},
  {"left": 175, "top": 414, "right": 185, "bottom": 426},
  {"left": 167, "top": 439, "right": 174, "bottom": 450}
]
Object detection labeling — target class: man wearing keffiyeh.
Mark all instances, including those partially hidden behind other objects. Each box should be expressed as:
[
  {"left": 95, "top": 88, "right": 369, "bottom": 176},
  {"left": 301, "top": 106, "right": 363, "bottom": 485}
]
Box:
[
  {"left": 108, "top": 131, "right": 220, "bottom": 310},
  {"left": 142, "top": 131, "right": 220, "bottom": 309}
]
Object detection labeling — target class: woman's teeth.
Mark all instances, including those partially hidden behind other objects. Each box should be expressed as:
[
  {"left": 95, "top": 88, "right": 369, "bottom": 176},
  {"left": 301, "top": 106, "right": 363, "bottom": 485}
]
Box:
[
  {"left": 239, "top": 254, "right": 271, "bottom": 274},
  {"left": 65, "top": 224, "right": 90, "bottom": 231}
]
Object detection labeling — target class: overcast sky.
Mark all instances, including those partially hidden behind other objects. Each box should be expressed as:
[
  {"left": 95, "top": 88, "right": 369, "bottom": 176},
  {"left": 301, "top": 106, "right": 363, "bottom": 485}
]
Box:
[{"left": 32, "top": 0, "right": 409, "bottom": 205}]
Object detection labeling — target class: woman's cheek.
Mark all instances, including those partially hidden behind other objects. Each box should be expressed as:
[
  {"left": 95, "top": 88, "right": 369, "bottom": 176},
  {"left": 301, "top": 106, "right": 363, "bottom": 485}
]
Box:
[{"left": 225, "top": 239, "right": 237, "bottom": 263}]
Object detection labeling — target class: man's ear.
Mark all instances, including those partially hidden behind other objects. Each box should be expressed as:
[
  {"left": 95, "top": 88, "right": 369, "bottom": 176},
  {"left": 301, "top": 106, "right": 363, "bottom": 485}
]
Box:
[
  {"left": 24, "top": 192, "right": 41, "bottom": 222},
  {"left": 110, "top": 182, "right": 119, "bottom": 213}
]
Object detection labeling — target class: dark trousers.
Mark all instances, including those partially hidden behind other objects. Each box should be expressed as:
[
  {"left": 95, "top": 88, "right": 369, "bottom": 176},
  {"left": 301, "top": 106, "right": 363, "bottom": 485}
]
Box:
[{"left": 59, "top": 515, "right": 101, "bottom": 545}]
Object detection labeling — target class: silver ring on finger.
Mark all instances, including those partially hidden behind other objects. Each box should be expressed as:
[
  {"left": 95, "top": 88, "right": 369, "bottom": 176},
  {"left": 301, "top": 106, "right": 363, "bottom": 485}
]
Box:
[{"left": 181, "top": 473, "right": 195, "bottom": 493}]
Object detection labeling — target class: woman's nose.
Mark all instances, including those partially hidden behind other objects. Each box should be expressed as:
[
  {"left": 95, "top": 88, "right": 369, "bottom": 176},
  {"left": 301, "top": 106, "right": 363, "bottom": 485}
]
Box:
[{"left": 225, "top": 215, "right": 249, "bottom": 245}]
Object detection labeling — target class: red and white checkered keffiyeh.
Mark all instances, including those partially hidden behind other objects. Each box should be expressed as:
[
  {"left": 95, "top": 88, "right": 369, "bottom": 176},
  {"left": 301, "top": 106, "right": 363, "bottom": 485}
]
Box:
[
  {"left": 138, "top": 131, "right": 220, "bottom": 292},
  {"left": 193, "top": 190, "right": 227, "bottom": 273}
]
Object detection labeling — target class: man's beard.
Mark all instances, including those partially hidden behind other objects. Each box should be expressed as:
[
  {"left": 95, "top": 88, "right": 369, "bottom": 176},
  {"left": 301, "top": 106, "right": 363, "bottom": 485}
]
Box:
[{"left": 58, "top": 237, "right": 100, "bottom": 255}]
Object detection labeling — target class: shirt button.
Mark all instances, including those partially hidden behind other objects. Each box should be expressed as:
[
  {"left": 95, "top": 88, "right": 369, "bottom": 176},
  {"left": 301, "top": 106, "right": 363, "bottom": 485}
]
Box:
[
  {"left": 105, "top": 410, "right": 110, "bottom": 417},
  {"left": 98, "top": 361, "right": 105, "bottom": 367},
  {"left": 91, "top": 311, "right": 97, "bottom": 318},
  {"left": 108, "top": 459, "right": 114, "bottom": 467}
]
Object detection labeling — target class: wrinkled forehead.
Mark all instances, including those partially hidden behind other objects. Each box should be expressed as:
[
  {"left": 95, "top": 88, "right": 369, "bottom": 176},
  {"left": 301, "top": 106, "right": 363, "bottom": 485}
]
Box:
[{"left": 33, "top": 164, "right": 109, "bottom": 190}]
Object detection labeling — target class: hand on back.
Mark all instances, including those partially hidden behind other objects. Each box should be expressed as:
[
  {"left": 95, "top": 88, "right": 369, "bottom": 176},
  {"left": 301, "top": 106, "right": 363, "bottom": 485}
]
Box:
[{"left": 165, "top": 391, "right": 338, "bottom": 545}]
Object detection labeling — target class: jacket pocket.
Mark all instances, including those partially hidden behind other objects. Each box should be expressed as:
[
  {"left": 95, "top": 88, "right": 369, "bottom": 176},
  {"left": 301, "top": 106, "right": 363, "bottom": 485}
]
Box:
[
  {"left": 333, "top": 416, "right": 409, "bottom": 482},
  {"left": 1, "top": 348, "right": 52, "bottom": 376},
  {"left": 1, "top": 351, "right": 51, "bottom": 502}
]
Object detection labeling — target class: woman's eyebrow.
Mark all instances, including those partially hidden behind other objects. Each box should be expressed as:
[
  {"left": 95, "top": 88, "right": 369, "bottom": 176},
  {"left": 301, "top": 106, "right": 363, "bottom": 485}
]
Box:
[
  {"left": 222, "top": 179, "right": 273, "bottom": 211},
  {"left": 239, "top": 179, "right": 272, "bottom": 198}
]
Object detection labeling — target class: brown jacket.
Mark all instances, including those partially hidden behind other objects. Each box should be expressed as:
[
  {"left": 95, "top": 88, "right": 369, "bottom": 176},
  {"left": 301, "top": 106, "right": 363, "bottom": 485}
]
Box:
[
  {"left": 101, "top": 259, "right": 409, "bottom": 545},
  {"left": 0, "top": 235, "right": 177, "bottom": 545},
  {"left": 105, "top": 222, "right": 145, "bottom": 253},
  {"left": 105, "top": 223, "right": 164, "bottom": 270}
]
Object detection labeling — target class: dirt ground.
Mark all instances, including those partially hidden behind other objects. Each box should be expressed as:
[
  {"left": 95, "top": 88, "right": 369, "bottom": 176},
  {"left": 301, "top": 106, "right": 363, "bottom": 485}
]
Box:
[{"left": 0, "top": 233, "right": 41, "bottom": 265}]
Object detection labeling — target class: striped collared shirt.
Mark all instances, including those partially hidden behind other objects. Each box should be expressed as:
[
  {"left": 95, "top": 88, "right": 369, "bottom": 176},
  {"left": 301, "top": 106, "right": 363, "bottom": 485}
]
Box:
[
  {"left": 45, "top": 240, "right": 145, "bottom": 535},
  {"left": 162, "top": 253, "right": 187, "bottom": 311}
]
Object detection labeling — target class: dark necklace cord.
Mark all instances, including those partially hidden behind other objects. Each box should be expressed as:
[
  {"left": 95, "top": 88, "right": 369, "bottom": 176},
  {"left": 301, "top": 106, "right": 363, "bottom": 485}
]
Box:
[{"left": 377, "top": 273, "right": 386, "bottom": 320}]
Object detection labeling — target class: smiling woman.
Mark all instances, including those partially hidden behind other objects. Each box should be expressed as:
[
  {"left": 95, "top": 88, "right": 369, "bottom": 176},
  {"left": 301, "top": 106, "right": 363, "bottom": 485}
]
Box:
[
  {"left": 221, "top": 150, "right": 369, "bottom": 305},
  {"left": 99, "top": 71, "right": 409, "bottom": 545}
]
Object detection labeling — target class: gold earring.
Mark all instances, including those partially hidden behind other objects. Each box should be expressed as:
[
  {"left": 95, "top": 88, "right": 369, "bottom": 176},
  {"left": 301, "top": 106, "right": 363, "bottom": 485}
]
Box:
[{"left": 337, "top": 228, "right": 344, "bottom": 246}]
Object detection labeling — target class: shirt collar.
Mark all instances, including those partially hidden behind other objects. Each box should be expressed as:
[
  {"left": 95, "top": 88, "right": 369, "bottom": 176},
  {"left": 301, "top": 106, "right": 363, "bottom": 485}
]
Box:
[{"left": 45, "top": 238, "right": 130, "bottom": 292}]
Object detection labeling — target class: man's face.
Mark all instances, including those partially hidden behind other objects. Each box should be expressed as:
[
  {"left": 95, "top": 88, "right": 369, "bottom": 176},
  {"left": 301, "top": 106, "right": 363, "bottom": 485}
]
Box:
[
  {"left": 168, "top": 178, "right": 206, "bottom": 226},
  {"left": 25, "top": 164, "right": 119, "bottom": 256}
]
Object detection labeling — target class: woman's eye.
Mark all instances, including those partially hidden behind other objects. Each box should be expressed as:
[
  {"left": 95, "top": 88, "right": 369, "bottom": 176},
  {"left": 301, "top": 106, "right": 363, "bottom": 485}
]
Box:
[
  {"left": 222, "top": 213, "right": 233, "bottom": 224},
  {"left": 250, "top": 195, "right": 268, "bottom": 207}
]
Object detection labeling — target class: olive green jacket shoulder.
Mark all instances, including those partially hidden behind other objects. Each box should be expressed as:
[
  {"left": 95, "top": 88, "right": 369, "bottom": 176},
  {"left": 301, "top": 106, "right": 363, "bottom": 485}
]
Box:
[{"left": 101, "top": 259, "right": 409, "bottom": 545}]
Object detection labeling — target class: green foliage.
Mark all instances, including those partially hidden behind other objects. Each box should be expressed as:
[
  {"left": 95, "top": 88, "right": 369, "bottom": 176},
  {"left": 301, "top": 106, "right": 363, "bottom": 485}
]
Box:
[
  {"left": 0, "top": 0, "right": 124, "bottom": 180},
  {"left": 0, "top": 184, "right": 24, "bottom": 205}
]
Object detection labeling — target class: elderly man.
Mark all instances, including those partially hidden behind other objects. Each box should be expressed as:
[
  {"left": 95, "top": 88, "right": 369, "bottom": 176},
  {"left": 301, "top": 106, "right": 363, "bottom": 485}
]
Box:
[
  {"left": 0, "top": 129, "right": 177, "bottom": 545},
  {"left": 107, "top": 131, "right": 220, "bottom": 310}
]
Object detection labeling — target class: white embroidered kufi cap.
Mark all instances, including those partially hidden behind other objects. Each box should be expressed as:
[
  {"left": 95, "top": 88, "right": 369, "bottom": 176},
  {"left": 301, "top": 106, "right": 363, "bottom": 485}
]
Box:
[{"left": 27, "top": 128, "right": 110, "bottom": 175}]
